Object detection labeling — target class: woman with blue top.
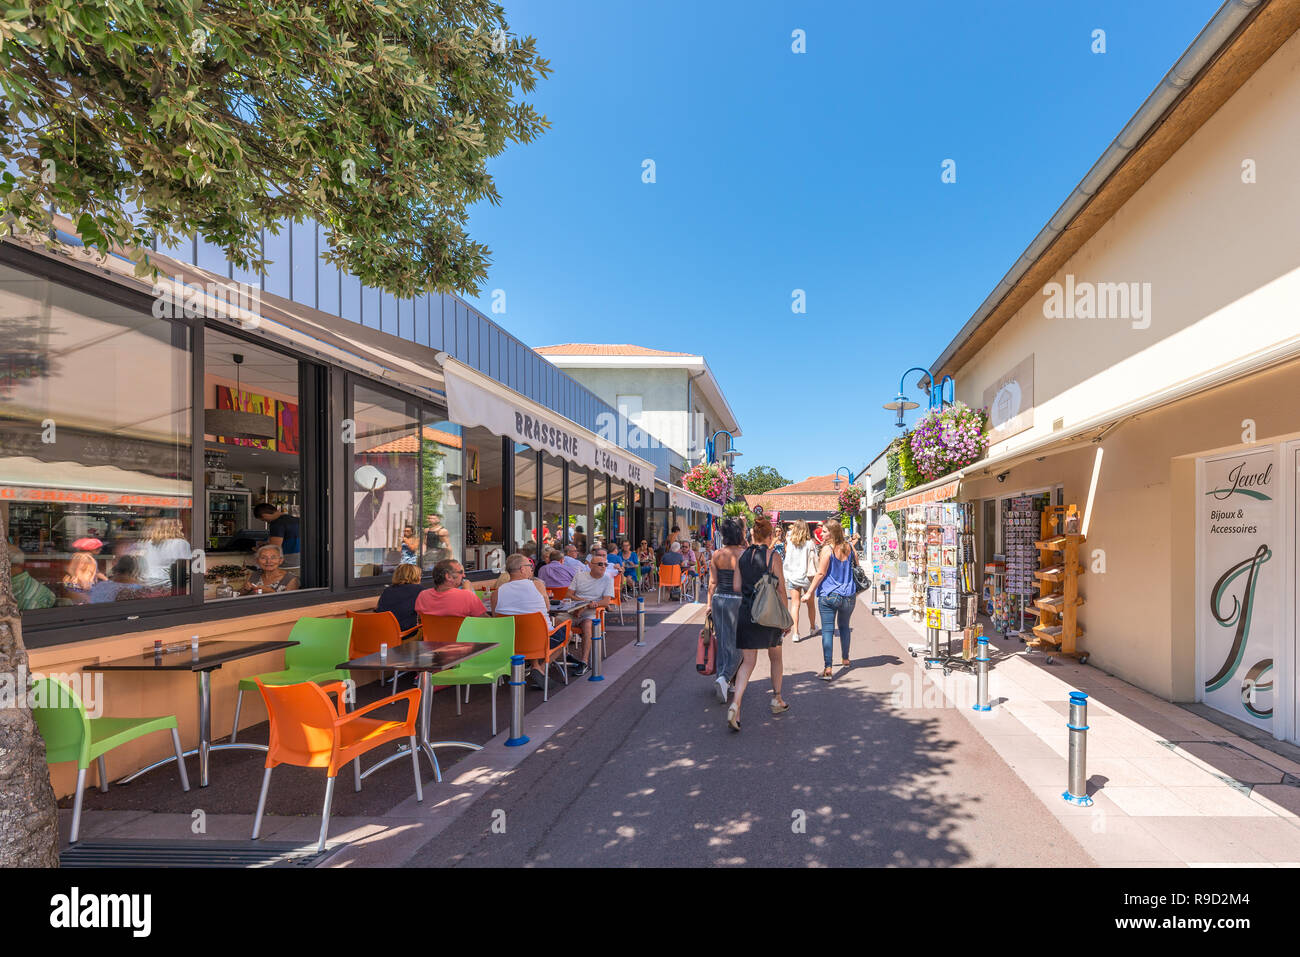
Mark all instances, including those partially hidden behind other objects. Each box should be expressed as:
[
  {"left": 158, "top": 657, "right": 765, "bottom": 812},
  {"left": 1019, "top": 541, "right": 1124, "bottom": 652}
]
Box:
[{"left": 806, "top": 519, "right": 859, "bottom": 680}]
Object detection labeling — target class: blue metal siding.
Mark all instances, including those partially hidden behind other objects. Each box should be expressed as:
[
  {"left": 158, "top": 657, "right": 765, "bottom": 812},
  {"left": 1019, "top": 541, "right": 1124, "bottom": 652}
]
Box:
[{"left": 184, "top": 229, "right": 676, "bottom": 480}]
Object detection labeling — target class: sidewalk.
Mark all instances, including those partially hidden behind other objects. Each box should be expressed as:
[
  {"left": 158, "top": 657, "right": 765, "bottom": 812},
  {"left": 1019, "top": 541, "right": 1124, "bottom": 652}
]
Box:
[
  {"left": 58, "top": 595, "right": 709, "bottom": 867},
  {"left": 873, "top": 581, "right": 1300, "bottom": 866}
]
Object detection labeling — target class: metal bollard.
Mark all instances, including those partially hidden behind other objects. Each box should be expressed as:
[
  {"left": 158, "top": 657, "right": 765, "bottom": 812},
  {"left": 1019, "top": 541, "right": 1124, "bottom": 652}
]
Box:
[
  {"left": 589, "top": 614, "right": 605, "bottom": 681},
  {"left": 927, "top": 625, "right": 940, "bottom": 660},
  {"left": 882, "top": 580, "right": 893, "bottom": 617},
  {"left": 635, "top": 596, "right": 646, "bottom": 646},
  {"left": 505, "top": 655, "right": 529, "bottom": 747},
  {"left": 1062, "top": 691, "right": 1093, "bottom": 806},
  {"left": 972, "top": 637, "right": 991, "bottom": 711}
]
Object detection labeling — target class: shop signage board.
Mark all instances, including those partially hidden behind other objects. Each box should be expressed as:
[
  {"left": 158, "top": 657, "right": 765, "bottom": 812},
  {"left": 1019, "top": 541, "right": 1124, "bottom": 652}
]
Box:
[
  {"left": 442, "top": 359, "right": 653, "bottom": 490},
  {"left": 982, "top": 354, "right": 1034, "bottom": 444},
  {"left": 871, "top": 512, "right": 899, "bottom": 580},
  {"left": 1196, "top": 448, "right": 1279, "bottom": 732}
]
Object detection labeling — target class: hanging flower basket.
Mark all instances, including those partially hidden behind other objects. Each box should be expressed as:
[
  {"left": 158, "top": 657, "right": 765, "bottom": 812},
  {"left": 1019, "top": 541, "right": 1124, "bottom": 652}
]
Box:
[
  {"left": 683, "top": 461, "right": 734, "bottom": 504},
  {"left": 836, "top": 484, "right": 863, "bottom": 521},
  {"left": 908, "top": 402, "right": 990, "bottom": 482}
]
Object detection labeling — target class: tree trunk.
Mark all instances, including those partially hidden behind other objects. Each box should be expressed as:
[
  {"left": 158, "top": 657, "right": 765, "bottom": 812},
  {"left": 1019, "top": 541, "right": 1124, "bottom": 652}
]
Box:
[{"left": 0, "top": 547, "right": 60, "bottom": 866}]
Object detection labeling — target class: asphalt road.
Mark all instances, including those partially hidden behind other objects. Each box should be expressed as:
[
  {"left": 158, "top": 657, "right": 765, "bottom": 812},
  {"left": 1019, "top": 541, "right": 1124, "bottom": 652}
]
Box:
[{"left": 413, "top": 598, "right": 1093, "bottom": 867}]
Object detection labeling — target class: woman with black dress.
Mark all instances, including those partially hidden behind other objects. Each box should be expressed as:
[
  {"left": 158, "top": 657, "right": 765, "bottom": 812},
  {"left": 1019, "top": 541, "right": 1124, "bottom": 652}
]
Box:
[{"left": 728, "top": 517, "right": 789, "bottom": 731}]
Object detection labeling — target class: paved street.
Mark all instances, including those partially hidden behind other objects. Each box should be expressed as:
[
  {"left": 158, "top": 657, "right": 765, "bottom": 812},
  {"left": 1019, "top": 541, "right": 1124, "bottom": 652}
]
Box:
[{"left": 412, "top": 598, "right": 1091, "bottom": 867}]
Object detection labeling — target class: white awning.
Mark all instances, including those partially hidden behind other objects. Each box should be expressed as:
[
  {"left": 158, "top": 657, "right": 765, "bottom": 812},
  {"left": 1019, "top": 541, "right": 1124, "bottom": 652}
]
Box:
[
  {"left": 0, "top": 456, "right": 193, "bottom": 508},
  {"left": 666, "top": 483, "right": 722, "bottom": 516},
  {"left": 439, "top": 356, "right": 655, "bottom": 491}
]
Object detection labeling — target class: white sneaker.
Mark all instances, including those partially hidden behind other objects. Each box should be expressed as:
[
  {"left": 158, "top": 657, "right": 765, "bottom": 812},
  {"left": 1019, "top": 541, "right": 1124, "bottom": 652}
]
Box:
[{"left": 714, "top": 675, "right": 728, "bottom": 703}]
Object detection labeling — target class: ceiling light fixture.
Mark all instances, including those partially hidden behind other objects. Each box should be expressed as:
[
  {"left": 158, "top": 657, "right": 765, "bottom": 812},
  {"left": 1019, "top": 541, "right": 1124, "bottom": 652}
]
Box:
[{"left": 205, "top": 353, "right": 278, "bottom": 441}]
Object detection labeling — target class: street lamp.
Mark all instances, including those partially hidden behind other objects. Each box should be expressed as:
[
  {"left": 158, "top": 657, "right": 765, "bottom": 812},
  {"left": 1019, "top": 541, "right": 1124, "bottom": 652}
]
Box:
[
  {"left": 883, "top": 367, "right": 956, "bottom": 429},
  {"left": 708, "top": 429, "right": 738, "bottom": 465},
  {"left": 832, "top": 466, "right": 854, "bottom": 490}
]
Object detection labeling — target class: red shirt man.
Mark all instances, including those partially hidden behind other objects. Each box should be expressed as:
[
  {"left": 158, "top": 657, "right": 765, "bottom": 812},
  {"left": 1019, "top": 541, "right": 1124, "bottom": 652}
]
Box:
[{"left": 414, "top": 559, "right": 488, "bottom": 617}]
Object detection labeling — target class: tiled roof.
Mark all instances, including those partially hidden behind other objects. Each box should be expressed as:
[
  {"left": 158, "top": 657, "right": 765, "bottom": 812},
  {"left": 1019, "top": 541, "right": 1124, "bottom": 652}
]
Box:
[
  {"left": 535, "top": 344, "right": 697, "bottom": 358},
  {"left": 364, "top": 427, "right": 463, "bottom": 454},
  {"left": 744, "top": 493, "right": 839, "bottom": 514},
  {"left": 766, "top": 474, "right": 845, "bottom": 495}
]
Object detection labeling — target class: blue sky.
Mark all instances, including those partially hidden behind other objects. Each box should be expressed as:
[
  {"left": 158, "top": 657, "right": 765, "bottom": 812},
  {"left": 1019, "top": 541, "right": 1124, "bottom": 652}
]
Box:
[{"left": 465, "top": 0, "right": 1225, "bottom": 483}]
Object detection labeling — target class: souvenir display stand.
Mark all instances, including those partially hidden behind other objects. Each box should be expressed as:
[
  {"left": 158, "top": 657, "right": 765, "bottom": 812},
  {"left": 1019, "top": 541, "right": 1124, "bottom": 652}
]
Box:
[
  {"left": 1001, "top": 495, "right": 1043, "bottom": 639},
  {"left": 907, "top": 502, "right": 979, "bottom": 676},
  {"left": 1029, "top": 504, "right": 1087, "bottom": 664},
  {"left": 904, "top": 509, "right": 927, "bottom": 622}
]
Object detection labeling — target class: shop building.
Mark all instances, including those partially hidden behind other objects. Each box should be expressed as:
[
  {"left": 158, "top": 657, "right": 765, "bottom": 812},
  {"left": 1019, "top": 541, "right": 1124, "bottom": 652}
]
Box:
[
  {"left": 1, "top": 214, "right": 675, "bottom": 791},
  {"left": 885, "top": 2, "right": 1300, "bottom": 740},
  {"left": 535, "top": 344, "right": 740, "bottom": 545}
]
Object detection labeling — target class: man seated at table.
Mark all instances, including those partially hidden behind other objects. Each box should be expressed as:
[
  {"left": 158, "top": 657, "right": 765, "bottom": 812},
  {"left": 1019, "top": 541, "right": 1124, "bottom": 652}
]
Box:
[
  {"left": 492, "top": 552, "right": 571, "bottom": 687},
  {"left": 660, "top": 540, "right": 688, "bottom": 598},
  {"left": 561, "top": 543, "right": 588, "bottom": 577},
  {"left": 569, "top": 554, "right": 615, "bottom": 676},
  {"left": 535, "top": 548, "right": 575, "bottom": 589},
  {"left": 590, "top": 546, "right": 619, "bottom": 581},
  {"left": 414, "top": 559, "right": 488, "bottom": 618}
]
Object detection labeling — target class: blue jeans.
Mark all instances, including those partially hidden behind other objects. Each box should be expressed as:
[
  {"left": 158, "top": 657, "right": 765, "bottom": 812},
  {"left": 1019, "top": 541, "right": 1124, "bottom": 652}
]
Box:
[
  {"left": 711, "top": 592, "right": 742, "bottom": 682},
  {"left": 818, "top": 594, "right": 853, "bottom": 666}
]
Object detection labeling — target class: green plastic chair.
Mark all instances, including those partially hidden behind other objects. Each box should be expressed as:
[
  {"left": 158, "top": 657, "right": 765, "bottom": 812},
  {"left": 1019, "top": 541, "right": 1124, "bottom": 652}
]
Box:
[
  {"left": 431, "top": 616, "right": 515, "bottom": 736},
  {"left": 231, "top": 617, "right": 354, "bottom": 744},
  {"left": 30, "top": 676, "right": 190, "bottom": 843}
]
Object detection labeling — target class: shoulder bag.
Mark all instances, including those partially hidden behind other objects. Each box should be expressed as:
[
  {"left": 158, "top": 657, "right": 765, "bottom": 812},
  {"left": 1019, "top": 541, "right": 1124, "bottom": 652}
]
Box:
[{"left": 750, "top": 546, "right": 794, "bottom": 631}]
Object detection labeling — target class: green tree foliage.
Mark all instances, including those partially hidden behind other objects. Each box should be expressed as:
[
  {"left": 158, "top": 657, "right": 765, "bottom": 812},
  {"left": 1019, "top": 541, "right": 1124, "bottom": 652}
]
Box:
[
  {"left": 733, "top": 465, "right": 790, "bottom": 497},
  {"left": 0, "top": 0, "right": 551, "bottom": 296}
]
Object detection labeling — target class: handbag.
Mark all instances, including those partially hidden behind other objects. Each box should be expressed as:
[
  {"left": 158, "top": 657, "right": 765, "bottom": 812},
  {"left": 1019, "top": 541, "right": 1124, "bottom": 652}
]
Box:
[
  {"left": 749, "top": 546, "right": 794, "bottom": 631},
  {"left": 696, "top": 609, "right": 716, "bottom": 675}
]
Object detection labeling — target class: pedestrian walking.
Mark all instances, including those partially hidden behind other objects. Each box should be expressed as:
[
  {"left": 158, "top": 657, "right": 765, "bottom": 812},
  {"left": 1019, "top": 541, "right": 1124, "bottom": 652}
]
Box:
[
  {"left": 807, "top": 520, "right": 858, "bottom": 680},
  {"left": 728, "top": 517, "right": 790, "bottom": 731},
  {"left": 782, "top": 519, "right": 819, "bottom": 641},
  {"left": 707, "top": 518, "right": 745, "bottom": 705}
]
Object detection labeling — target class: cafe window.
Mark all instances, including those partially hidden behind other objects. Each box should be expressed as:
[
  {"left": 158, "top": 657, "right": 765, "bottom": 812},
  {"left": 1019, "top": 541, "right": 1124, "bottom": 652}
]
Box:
[
  {"left": 567, "top": 464, "right": 591, "bottom": 553},
  {"left": 541, "top": 452, "right": 564, "bottom": 557},
  {"left": 203, "top": 330, "right": 315, "bottom": 600},
  {"left": 610, "top": 483, "right": 629, "bottom": 549},
  {"left": 0, "top": 262, "right": 193, "bottom": 615},
  {"left": 349, "top": 381, "right": 422, "bottom": 581},
  {"left": 593, "top": 474, "right": 611, "bottom": 546},
  {"left": 462, "top": 427, "right": 505, "bottom": 573},
  {"left": 422, "top": 414, "right": 463, "bottom": 571},
  {"left": 512, "top": 443, "right": 538, "bottom": 559}
]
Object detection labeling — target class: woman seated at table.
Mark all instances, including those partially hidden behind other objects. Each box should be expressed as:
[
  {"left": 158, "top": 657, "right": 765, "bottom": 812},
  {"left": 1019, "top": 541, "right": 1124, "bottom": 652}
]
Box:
[
  {"left": 62, "top": 552, "right": 106, "bottom": 604},
  {"left": 637, "top": 540, "right": 654, "bottom": 581},
  {"left": 242, "top": 544, "right": 300, "bottom": 595},
  {"left": 376, "top": 562, "right": 429, "bottom": 632}
]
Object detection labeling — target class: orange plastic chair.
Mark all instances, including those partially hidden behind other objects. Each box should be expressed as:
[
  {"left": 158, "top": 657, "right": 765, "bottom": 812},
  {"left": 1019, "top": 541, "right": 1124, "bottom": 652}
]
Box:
[
  {"left": 348, "top": 608, "right": 420, "bottom": 689},
  {"left": 547, "top": 586, "right": 570, "bottom": 600},
  {"left": 347, "top": 609, "right": 419, "bottom": 655},
  {"left": 251, "top": 678, "right": 422, "bottom": 853},
  {"left": 658, "top": 564, "right": 683, "bottom": 602},
  {"left": 420, "top": 614, "right": 467, "bottom": 644},
  {"left": 507, "top": 613, "right": 571, "bottom": 701},
  {"left": 611, "top": 571, "right": 625, "bottom": 624}
]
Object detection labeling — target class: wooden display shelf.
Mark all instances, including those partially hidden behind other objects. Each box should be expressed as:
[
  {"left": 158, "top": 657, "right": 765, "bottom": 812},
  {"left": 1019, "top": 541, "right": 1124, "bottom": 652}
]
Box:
[
  {"left": 1033, "top": 564, "right": 1084, "bottom": 581},
  {"left": 1028, "top": 505, "right": 1087, "bottom": 663},
  {"left": 1033, "top": 594, "right": 1085, "bottom": 612}
]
